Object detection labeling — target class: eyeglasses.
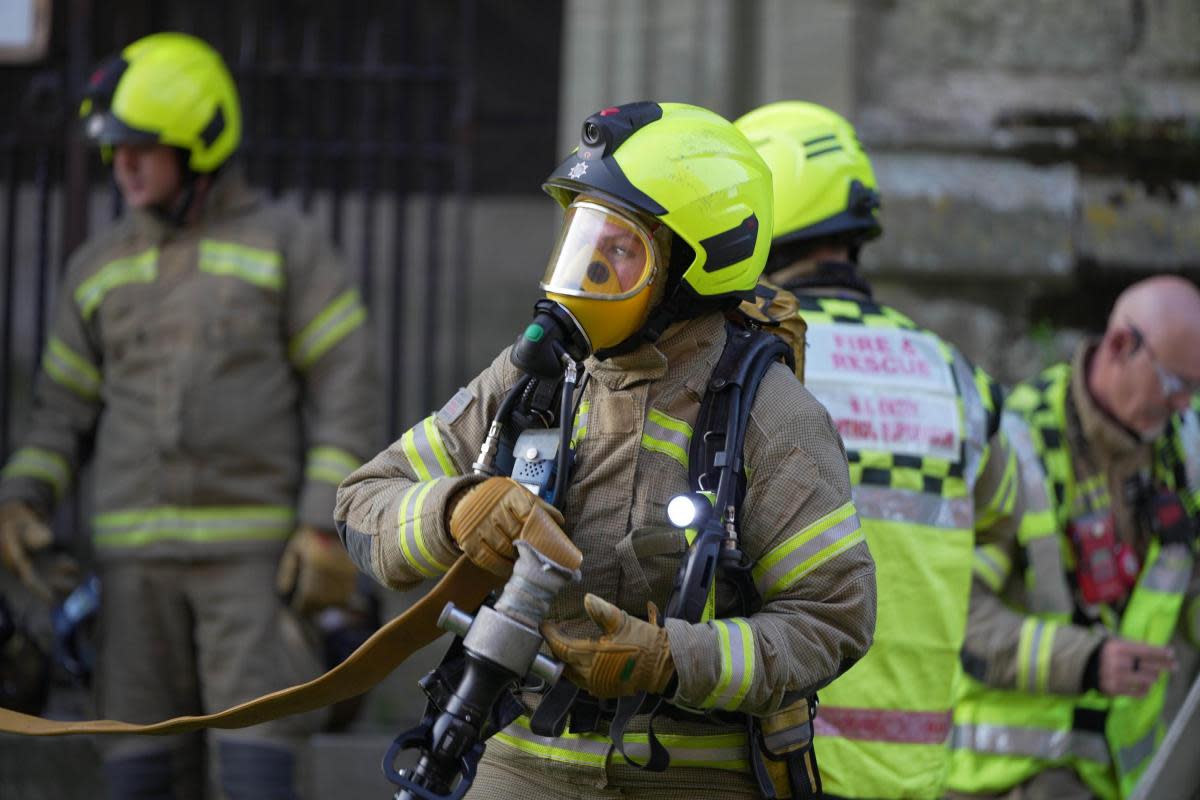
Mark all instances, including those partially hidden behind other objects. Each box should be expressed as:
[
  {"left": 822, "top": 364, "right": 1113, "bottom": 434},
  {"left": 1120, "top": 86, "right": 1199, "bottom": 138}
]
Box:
[{"left": 1128, "top": 323, "right": 1200, "bottom": 398}]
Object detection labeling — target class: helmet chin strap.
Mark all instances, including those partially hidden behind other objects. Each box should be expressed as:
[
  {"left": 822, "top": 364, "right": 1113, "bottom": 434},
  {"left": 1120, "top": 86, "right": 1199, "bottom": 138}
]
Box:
[
  {"left": 152, "top": 150, "right": 212, "bottom": 227},
  {"left": 157, "top": 176, "right": 197, "bottom": 227}
]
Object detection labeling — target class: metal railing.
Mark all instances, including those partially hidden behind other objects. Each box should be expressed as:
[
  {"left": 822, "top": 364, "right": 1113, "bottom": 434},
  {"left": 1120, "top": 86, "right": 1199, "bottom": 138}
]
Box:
[{"left": 0, "top": 0, "right": 478, "bottom": 461}]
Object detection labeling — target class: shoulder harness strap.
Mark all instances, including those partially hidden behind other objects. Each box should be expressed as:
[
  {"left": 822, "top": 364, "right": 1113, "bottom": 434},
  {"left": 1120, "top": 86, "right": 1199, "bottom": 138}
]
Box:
[
  {"left": 689, "top": 317, "right": 796, "bottom": 506},
  {"left": 604, "top": 317, "right": 796, "bottom": 774}
]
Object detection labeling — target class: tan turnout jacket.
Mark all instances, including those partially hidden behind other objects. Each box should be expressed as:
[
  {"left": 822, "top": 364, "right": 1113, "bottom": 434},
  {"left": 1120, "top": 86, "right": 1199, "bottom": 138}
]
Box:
[
  {"left": 0, "top": 169, "right": 377, "bottom": 560},
  {"left": 336, "top": 312, "right": 876, "bottom": 783}
]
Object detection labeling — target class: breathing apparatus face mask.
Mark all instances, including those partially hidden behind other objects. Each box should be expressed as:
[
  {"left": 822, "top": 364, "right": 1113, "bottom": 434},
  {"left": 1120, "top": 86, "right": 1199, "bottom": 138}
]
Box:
[
  {"left": 542, "top": 199, "right": 665, "bottom": 349},
  {"left": 512, "top": 199, "right": 667, "bottom": 379}
]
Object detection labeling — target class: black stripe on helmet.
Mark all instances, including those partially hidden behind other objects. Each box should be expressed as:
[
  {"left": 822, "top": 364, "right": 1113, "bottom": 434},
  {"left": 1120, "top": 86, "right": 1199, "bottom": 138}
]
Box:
[
  {"left": 200, "top": 106, "right": 226, "bottom": 148},
  {"left": 701, "top": 213, "right": 760, "bottom": 273},
  {"left": 83, "top": 111, "right": 159, "bottom": 146}
]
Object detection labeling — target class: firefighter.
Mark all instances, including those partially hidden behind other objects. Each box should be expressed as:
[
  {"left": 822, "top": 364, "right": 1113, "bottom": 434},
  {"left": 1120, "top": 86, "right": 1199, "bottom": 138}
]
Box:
[
  {"left": 949, "top": 275, "right": 1200, "bottom": 800},
  {"left": 733, "top": 100, "right": 1025, "bottom": 800},
  {"left": 336, "top": 101, "right": 877, "bottom": 799},
  {"left": 0, "top": 32, "right": 376, "bottom": 799}
]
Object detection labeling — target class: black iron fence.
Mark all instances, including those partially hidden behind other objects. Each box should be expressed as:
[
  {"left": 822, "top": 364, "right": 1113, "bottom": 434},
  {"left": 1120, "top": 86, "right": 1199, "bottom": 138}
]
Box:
[{"left": 0, "top": 0, "right": 492, "bottom": 461}]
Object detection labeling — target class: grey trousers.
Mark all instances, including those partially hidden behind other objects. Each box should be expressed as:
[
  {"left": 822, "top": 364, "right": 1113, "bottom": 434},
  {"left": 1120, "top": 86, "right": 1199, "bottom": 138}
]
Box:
[{"left": 97, "top": 555, "right": 326, "bottom": 798}]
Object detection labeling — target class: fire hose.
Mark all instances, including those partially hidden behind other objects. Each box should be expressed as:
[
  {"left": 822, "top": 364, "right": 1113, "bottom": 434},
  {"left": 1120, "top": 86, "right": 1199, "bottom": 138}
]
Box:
[{"left": 0, "top": 556, "right": 502, "bottom": 737}]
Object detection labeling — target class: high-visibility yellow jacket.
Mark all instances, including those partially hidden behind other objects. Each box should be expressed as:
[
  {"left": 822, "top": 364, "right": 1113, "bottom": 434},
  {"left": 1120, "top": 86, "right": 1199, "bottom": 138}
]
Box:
[
  {"left": 783, "top": 290, "right": 1020, "bottom": 800},
  {"left": 0, "top": 169, "right": 377, "bottom": 559},
  {"left": 950, "top": 344, "right": 1200, "bottom": 799},
  {"left": 335, "top": 312, "right": 877, "bottom": 787}
]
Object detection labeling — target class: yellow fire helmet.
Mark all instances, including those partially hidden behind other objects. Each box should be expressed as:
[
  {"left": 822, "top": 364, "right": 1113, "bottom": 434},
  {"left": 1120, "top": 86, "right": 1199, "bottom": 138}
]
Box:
[
  {"left": 734, "top": 100, "right": 880, "bottom": 251},
  {"left": 542, "top": 102, "right": 773, "bottom": 353},
  {"left": 79, "top": 32, "right": 241, "bottom": 173}
]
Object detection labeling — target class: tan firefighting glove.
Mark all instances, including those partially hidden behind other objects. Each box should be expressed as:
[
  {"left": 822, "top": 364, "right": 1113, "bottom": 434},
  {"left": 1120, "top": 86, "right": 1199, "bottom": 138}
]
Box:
[
  {"left": 275, "top": 525, "right": 360, "bottom": 615},
  {"left": 541, "top": 594, "right": 675, "bottom": 698},
  {"left": 0, "top": 502, "right": 55, "bottom": 602},
  {"left": 447, "top": 477, "right": 570, "bottom": 577}
]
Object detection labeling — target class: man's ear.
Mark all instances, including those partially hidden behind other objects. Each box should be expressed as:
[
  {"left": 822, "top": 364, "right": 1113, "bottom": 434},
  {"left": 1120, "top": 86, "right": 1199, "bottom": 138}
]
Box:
[{"left": 1107, "top": 326, "right": 1139, "bottom": 361}]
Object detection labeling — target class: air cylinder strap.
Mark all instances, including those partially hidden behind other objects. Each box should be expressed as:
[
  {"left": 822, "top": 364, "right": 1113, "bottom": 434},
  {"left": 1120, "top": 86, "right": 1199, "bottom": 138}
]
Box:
[{"left": 0, "top": 557, "right": 503, "bottom": 736}]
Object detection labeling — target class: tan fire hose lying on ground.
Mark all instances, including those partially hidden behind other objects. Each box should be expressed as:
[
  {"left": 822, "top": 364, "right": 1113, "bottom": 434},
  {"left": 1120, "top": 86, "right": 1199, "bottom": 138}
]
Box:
[{"left": 0, "top": 558, "right": 503, "bottom": 736}]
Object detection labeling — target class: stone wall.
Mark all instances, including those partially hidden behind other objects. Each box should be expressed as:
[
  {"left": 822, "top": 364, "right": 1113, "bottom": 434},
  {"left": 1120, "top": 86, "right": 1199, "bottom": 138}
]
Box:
[{"left": 559, "top": 0, "right": 1200, "bottom": 384}]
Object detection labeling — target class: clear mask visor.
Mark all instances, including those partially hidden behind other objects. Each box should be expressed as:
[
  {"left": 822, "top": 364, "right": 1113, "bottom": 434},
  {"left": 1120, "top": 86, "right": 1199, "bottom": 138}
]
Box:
[{"left": 540, "top": 201, "right": 658, "bottom": 301}]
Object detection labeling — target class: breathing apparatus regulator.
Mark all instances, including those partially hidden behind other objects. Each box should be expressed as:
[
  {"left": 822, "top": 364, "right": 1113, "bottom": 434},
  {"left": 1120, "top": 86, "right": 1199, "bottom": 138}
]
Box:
[
  {"left": 386, "top": 104, "right": 683, "bottom": 800},
  {"left": 383, "top": 192, "right": 626, "bottom": 800},
  {"left": 383, "top": 335, "right": 583, "bottom": 800}
]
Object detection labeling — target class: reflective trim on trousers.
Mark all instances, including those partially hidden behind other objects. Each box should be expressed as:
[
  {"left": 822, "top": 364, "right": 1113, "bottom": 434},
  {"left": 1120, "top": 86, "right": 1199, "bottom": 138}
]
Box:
[
  {"left": 852, "top": 484, "right": 973, "bottom": 530},
  {"left": 951, "top": 723, "right": 1110, "bottom": 765},
  {"left": 815, "top": 706, "right": 952, "bottom": 746}
]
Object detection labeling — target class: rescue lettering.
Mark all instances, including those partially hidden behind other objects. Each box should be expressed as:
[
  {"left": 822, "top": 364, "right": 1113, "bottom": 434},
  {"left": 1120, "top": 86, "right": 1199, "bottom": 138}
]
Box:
[{"left": 829, "top": 332, "right": 933, "bottom": 378}]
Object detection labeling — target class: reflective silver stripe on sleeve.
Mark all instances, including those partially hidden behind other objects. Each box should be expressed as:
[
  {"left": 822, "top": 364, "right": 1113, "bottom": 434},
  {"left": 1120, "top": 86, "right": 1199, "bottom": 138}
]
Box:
[
  {"left": 1179, "top": 409, "right": 1200, "bottom": 490},
  {"left": 1003, "top": 412, "right": 1054, "bottom": 514},
  {"left": 1, "top": 447, "right": 72, "bottom": 498},
  {"left": 951, "top": 723, "right": 1110, "bottom": 765},
  {"left": 974, "top": 545, "right": 1009, "bottom": 589},
  {"left": 853, "top": 484, "right": 973, "bottom": 529},
  {"left": 754, "top": 511, "right": 862, "bottom": 599},
  {"left": 396, "top": 480, "right": 452, "bottom": 578},
  {"left": 703, "top": 618, "right": 755, "bottom": 711},
  {"left": 952, "top": 352, "right": 988, "bottom": 483}
]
